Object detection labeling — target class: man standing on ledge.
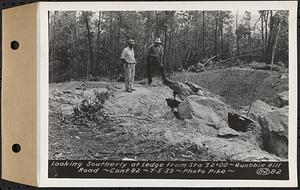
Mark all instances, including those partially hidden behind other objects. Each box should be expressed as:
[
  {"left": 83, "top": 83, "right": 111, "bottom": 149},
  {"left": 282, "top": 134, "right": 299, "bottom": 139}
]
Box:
[
  {"left": 147, "top": 38, "right": 163, "bottom": 86},
  {"left": 121, "top": 39, "right": 136, "bottom": 93}
]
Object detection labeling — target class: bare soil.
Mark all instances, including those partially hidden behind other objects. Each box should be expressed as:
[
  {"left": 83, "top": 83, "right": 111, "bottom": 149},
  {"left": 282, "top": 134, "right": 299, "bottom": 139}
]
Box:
[{"left": 171, "top": 67, "right": 288, "bottom": 108}]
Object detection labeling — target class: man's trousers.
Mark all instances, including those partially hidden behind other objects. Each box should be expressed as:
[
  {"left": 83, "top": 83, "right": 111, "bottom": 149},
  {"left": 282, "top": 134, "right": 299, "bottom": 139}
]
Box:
[
  {"left": 147, "top": 56, "right": 160, "bottom": 84},
  {"left": 124, "top": 63, "right": 135, "bottom": 90}
]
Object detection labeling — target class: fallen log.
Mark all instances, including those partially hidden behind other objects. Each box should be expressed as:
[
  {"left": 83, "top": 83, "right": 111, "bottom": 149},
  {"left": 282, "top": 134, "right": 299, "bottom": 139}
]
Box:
[
  {"left": 160, "top": 65, "right": 200, "bottom": 100},
  {"left": 202, "top": 54, "right": 222, "bottom": 65},
  {"left": 218, "top": 51, "right": 263, "bottom": 64},
  {"left": 160, "top": 65, "right": 219, "bottom": 102},
  {"left": 197, "top": 54, "right": 221, "bottom": 71}
]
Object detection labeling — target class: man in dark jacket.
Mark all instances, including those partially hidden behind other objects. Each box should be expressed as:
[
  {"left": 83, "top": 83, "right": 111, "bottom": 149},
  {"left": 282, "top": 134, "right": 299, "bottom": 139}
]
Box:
[{"left": 147, "top": 38, "right": 163, "bottom": 85}]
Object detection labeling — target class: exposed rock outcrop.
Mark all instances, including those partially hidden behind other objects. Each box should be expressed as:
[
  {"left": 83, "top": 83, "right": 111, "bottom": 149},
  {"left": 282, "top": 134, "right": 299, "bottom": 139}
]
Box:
[
  {"left": 183, "top": 118, "right": 218, "bottom": 137},
  {"left": 258, "top": 106, "right": 288, "bottom": 158},
  {"left": 247, "top": 100, "right": 274, "bottom": 119},
  {"left": 49, "top": 69, "right": 288, "bottom": 161},
  {"left": 191, "top": 137, "right": 281, "bottom": 161}
]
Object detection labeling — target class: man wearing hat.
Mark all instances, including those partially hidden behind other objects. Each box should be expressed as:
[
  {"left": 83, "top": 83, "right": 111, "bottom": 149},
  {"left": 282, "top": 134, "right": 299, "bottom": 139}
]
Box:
[
  {"left": 121, "top": 39, "right": 136, "bottom": 93},
  {"left": 147, "top": 38, "right": 164, "bottom": 85}
]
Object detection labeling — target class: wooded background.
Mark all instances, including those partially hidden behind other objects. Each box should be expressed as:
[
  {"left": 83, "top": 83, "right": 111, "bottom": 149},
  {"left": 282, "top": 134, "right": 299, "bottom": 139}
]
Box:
[{"left": 49, "top": 10, "right": 288, "bottom": 83}]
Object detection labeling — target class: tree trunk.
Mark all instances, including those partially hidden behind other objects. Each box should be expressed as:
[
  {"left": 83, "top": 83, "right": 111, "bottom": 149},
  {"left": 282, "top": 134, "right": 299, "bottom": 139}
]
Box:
[
  {"left": 264, "top": 11, "right": 269, "bottom": 62},
  {"left": 184, "top": 48, "right": 191, "bottom": 68},
  {"left": 163, "top": 11, "right": 168, "bottom": 69},
  {"left": 209, "top": 28, "right": 212, "bottom": 55},
  {"left": 202, "top": 11, "right": 205, "bottom": 58},
  {"left": 266, "top": 11, "right": 274, "bottom": 64},
  {"left": 104, "top": 35, "right": 108, "bottom": 76},
  {"left": 271, "top": 22, "right": 281, "bottom": 70},
  {"left": 261, "top": 15, "right": 264, "bottom": 41},
  {"left": 214, "top": 11, "right": 218, "bottom": 55},
  {"left": 194, "top": 11, "right": 198, "bottom": 59},
  {"left": 177, "top": 46, "right": 184, "bottom": 70},
  {"left": 168, "top": 26, "right": 173, "bottom": 72},
  {"left": 83, "top": 12, "right": 94, "bottom": 81},
  {"left": 155, "top": 11, "right": 159, "bottom": 37},
  {"left": 117, "top": 13, "right": 122, "bottom": 75},
  {"left": 96, "top": 11, "right": 101, "bottom": 77},
  {"left": 220, "top": 18, "right": 224, "bottom": 58},
  {"left": 235, "top": 11, "right": 240, "bottom": 56},
  {"left": 261, "top": 13, "right": 264, "bottom": 59},
  {"left": 109, "top": 12, "right": 113, "bottom": 78},
  {"left": 265, "top": 11, "right": 269, "bottom": 45},
  {"left": 71, "top": 24, "right": 77, "bottom": 79}
]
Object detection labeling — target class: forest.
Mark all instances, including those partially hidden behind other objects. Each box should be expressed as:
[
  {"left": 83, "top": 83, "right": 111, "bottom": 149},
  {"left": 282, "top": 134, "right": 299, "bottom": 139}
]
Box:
[{"left": 49, "top": 10, "right": 288, "bottom": 83}]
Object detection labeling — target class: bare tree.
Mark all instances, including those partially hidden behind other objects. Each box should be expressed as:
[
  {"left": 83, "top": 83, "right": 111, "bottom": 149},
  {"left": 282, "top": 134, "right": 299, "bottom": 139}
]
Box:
[
  {"left": 83, "top": 12, "right": 94, "bottom": 80},
  {"left": 271, "top": 21, "right": 281, "bottom": 70}
]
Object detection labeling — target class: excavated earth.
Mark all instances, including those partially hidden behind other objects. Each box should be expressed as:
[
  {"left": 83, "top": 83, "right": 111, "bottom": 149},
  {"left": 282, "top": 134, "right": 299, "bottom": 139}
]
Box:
[
  {"left": 170, "top": 67, "right": 288, "bottom": 108},
  {"left": 49, "top": 67, "right": 288, "bottom": 161}
]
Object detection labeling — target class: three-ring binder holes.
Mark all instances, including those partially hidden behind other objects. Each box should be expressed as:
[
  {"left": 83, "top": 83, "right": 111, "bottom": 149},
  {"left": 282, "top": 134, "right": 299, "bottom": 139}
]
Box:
[
  {"left": 10, "top": 41, "right": 20, "bottom": 50},
  {"left": 12, "top": 144, "right": 21, "bottom": 153}
]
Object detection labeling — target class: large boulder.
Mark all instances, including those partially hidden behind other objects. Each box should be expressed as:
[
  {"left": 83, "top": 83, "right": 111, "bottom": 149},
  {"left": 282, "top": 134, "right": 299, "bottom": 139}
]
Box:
[
  {"left": 178, "top": 95, "right": 228, "bottom": 130},
  {"left": 258, "top": 106, "right": 288, "bottom": 158},
  {"left": 228, "top": 112, "right": 256, "bottom": 132}
]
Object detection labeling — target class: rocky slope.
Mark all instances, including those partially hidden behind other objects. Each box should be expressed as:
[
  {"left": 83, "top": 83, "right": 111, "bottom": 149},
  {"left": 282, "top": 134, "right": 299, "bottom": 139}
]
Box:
[{"left": 49, "top": 69, "right": 288, "bottom": 161}]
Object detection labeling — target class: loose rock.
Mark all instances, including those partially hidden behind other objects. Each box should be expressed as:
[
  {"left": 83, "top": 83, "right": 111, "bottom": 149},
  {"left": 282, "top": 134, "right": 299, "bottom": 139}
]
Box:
[
  {"left": 277, "top": 91, "right": 288, "bottom": 107},
  {"left": 250, "top": 61, "right": 268, "bottom": 70},
  {"left": 217, "top": 127, "right": 241, "bottom": 137},
  {"left": 228, "top": 112, "right": 256, "bottom": 132}
]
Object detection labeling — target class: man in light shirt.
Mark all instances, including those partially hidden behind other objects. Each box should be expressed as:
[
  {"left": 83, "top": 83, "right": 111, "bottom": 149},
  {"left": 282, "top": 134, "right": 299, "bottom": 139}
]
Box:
[{"left": 120, "top": 39, "right": 136, "bottom": 93}]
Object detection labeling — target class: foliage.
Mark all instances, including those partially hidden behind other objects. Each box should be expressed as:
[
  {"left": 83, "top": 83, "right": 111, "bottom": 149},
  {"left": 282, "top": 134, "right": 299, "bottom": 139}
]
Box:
[{"left": 49, "top": 10, "right": 289, "bottom": 83}]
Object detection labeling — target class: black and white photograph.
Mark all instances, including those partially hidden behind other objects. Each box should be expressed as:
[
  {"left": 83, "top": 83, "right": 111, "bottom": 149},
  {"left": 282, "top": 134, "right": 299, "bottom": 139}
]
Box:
[
  {"left": 0, "top": 0, "right": 297, "bottom": 188},
  {"left": 47, "top": 4, "right": 293, "bottom": 181}
]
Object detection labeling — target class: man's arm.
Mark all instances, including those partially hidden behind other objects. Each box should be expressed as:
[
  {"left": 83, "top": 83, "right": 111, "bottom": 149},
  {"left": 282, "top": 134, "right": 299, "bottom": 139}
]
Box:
[
  {"left": 121, "top": 58, "right": 127, "bottom": 65},
  {"left": 120, "top": 48, "right": 127, "bottom": 64}
]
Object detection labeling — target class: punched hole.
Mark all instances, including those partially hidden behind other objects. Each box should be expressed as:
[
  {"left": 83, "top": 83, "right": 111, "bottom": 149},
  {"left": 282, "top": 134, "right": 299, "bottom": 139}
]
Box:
[
  {"left": 10, "top": 41, "right": 20, "bottom": 50},
  {"left": 12, "top": 144, "right": 21, "bottom": 153}
]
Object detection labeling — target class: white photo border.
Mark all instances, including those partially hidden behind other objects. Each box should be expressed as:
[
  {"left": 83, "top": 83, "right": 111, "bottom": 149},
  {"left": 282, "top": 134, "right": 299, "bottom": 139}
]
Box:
[{"left": 38, "top": 1, "right": 298, "bottom": 187}]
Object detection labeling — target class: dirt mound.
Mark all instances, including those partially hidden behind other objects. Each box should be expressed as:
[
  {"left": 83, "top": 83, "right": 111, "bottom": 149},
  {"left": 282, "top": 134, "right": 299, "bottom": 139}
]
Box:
[{"left": 170, "top": 68, "right": 288, "bottom": 107}]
